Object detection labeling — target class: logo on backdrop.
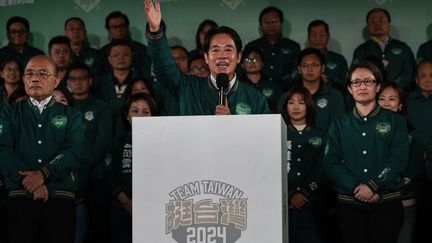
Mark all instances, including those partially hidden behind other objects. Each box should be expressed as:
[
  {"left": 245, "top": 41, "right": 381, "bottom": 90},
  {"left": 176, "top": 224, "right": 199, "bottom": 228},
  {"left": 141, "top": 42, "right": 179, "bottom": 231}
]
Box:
[
  {"left": 166, "top": 180, "right": 248, "bottom": 243},
  {"left": 74, "top": 0, "right": 100, "bottom": 13},
  {"left": 0, "top": 0, "right": 33, "bottom": 6},
  {"left": 369, "top": 0, "right": 393, "bottom": 5},
  {"left": 221, "top": 0, "right": 246, "bottom": 10}
]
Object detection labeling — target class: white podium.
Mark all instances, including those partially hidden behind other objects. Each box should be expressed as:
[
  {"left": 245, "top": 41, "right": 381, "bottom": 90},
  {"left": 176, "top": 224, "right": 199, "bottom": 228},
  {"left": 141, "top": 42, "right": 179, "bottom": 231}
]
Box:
[{"left": 133, "top": 115, "right": 287, "bottom": 243}]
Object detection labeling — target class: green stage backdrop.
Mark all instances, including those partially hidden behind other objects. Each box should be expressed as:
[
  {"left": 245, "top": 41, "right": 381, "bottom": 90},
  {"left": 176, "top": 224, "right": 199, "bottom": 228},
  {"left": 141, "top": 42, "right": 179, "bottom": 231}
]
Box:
[{"left": 0, "top": 0, "right": 431, "bottom": 62}]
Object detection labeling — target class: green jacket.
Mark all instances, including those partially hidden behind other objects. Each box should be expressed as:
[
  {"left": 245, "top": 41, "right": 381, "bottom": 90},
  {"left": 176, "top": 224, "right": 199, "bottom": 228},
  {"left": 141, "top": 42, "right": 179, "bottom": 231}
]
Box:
[
  {"left": 287, "top": 124, "right": 325, "bottom": 200},
  {"left": 323, "top": 105, "right": 409, "bottom": 205},
  {"left": 352, "top": 38, "right": 415, "bottom": 91},
  {"left": 416, "top": 40, "right": 432, "bottom": 63},
  {"left": 147, "top": 34, "right": 270, "bottom": 115},
  {"left": 0, "top": 98, "right": 86, "bottom": 200},
  {"left": 73, "top": 95, "right": 113, "bottom": 182},
  {"left": 111, "top": 131, "right": 132, "bottom": 199},
  {"left": 324, "top": 50, "right": 348, "bottom": 94}
]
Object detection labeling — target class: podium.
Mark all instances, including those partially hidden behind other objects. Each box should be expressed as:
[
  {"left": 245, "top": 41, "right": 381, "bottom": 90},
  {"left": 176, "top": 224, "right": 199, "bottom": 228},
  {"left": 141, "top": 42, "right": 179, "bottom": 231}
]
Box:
[{"left": 133, "top": 115, "right": 287, "bottom": 243}]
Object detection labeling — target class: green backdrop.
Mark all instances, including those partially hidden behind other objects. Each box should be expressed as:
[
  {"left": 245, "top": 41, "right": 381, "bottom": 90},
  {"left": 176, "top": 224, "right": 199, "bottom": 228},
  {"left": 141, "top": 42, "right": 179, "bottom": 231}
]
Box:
[{"left": 0, "top": 0, "right": 431, "bottom": 62}]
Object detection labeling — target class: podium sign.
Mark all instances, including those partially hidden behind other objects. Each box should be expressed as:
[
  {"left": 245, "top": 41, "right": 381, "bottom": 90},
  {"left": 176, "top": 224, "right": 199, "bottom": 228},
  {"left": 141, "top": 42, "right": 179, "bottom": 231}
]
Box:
[{"left": 133, "top": 115, "right": 287, "bottom": 243}]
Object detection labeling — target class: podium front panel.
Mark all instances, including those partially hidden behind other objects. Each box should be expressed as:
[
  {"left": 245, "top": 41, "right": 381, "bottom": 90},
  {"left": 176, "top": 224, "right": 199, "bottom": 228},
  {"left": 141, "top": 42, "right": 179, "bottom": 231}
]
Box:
[{"left": 133, "top": 114, "right": 287, "bottom": 243}]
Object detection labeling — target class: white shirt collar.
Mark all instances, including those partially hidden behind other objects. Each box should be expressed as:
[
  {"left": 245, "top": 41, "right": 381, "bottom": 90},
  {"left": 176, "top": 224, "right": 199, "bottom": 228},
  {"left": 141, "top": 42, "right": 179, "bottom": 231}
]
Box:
[
  {"left": 30, "top": 96, "right": 53, "bottom": 113},
  {"left": 210, "top": 73, "right": 237, "bottom": 92}
]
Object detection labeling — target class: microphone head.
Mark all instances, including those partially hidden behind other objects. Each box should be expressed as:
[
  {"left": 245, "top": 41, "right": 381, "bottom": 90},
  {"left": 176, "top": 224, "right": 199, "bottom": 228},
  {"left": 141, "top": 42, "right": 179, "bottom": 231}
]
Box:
[{"left": 216, "top": 73, "right": 229, "bottom": 90}]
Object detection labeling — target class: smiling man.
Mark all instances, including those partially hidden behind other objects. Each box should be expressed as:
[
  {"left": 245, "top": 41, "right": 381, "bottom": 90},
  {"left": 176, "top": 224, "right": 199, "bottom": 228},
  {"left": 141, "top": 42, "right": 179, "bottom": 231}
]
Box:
[
  {"left": 0, "top": 55, "right": 85, "bottom": 243},
  {"left": 144, "top": 0, "right": 269, "bottom": 115}
]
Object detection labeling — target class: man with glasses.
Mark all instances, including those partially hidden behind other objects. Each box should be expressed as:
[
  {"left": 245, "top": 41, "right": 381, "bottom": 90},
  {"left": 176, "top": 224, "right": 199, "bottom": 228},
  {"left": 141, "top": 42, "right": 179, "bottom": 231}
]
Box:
[
  {"left": 324, "top": 60, "right": 408, "bottom": 243},
  {"left": 98, "top": 11, "right": 151, "bottom": 80},
  {"left": 240, "top": 46, "right": 283, "bottom": 113},
  {"left": 0, "top": 16, "right": 44, "bottom": 69},
  {"left": 188, "top": 55, "right": 210, "bottom": 78},
  {"left": 67, "top": 62, "right": 113, "bottom": 243},
  {"left": 0, "top": 55, "right": 86, "bottom": 243}
]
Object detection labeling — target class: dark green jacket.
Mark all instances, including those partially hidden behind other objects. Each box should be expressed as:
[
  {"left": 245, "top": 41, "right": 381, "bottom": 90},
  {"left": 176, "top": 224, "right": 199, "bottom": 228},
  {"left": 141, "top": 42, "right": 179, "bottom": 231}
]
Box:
[
  {"left": 0, "top": 98, "right": 85, "bottom": 200},
  {"left": 352, "top": 38, "right": 415, "bottom": 91},
  {"left": 324, "top": 50, "right": 348, "bottom": 94},
  {"left": 73, "top": 95, "right": 113, "bottom": 181},
  {"left": 287, "top": 124, "right": 325, "bottom": 200},
  {"left": 416, "top": 40, "right": 432, "bottom": 63},
  {"left": 323, "top": 105, "right": 409, "bottom": 205},
  {"left": 71, "top": 42, "right": 100, "bottom": 77},
  {"left": 0, "top": 44, "right": 44, "bottom": 70},
  {"left": 111, "top": 131, "right": 132, "bottom": 199},
  {"left": 244, "top": 36, "right": 300, "bottom": 90},
  {"left": 147, "top": 34, "right": 270, "bottom": 115}
]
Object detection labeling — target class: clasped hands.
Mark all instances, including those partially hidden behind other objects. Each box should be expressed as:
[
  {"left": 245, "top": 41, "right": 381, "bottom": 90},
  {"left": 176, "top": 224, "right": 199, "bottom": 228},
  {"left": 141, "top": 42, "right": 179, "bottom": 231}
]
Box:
[
  {"left": 354, "top": 184, "right": 379, "bottom": 203},
  {"left": 20, "top": 170, "right": 48, "bottom": 202}
]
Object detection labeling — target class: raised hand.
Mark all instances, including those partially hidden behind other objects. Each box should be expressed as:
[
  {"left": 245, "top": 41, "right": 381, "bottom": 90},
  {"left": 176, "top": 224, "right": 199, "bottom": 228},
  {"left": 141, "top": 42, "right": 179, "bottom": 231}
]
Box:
[{"left": 145, "top": 0, "right": 161, "bottom": 32}]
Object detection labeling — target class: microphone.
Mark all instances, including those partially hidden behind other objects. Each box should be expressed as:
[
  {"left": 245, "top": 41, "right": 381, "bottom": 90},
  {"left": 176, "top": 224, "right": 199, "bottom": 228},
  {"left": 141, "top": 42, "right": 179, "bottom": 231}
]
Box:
[{"left": 216, "top": 73, "right": 229, "bottom": 106}]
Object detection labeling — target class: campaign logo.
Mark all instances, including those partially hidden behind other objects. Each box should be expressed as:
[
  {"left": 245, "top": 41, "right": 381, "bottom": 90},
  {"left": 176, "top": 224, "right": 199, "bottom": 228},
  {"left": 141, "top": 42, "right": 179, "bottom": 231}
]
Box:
[
  {"left": 221, "top": 0, "right": 245, "bottom": 10},
  {"left": 74, "top": 0, "right": 101, "bottom": 13},
  {"left": 166, "top": 180, "right": 248, "bottom": 243}
]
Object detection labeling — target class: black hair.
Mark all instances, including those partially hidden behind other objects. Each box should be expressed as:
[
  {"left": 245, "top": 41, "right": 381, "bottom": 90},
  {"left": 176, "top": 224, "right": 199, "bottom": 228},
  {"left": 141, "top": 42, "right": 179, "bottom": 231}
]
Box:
[
  {"left": 241, "top": 46, "right": 264, "bottom": 63},
  {"left": 105, "top": 11, "right": 129, "bottom": 30},
  {"left": 195, "top": 19, "right": 218, "bottom": 49},
  {"left": 259, "top": 6, "right": 284, "bottom": 24},
  {"left": 308, "top": 19, "right": 329, "bottom": 35},
  {"left": 126, "top": 77, "right": 156, "bottom": 98},
  {"left": 48, "top": 36, "right": 71, "bottom": 53},
  {"left": 64, "top": 17, "right": 86, "bottom": 29},
  {"left": 366, "top": 8, "right": 391, "bottom": 23},
  {"left": 108, "top": 39, "right": 132, "bottom": 54},
  {"left": 1, "top": 57, "right": 22, "bottom": 74},
  {"left": 346, "top": 60, "right": 384, "bottom": 87},
  {"left": 298, "top": 48, "right": 325, "bottom": 65},
  {"left": 6, "top": 16, "right": 29, "bottom": 32},
  {"left": 67, "top": 62, "right": 92, "bottom": 79},
  {"left": 202, "top": 26, "right": 242, "bottom": 54},
  {"left": 122, "top": 92, "right": 159, "bottom": 130},
  {"left": 281, "top": 86, "right": 316, "bottom": 127}
]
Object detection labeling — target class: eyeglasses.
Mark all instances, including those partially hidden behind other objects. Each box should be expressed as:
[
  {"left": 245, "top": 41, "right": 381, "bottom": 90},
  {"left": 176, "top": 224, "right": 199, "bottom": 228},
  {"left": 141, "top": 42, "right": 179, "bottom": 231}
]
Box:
[
  {"left": 349, "top": 78, "right": 376, "bottom": 87},
  {"left": 300, "top": 63, "right": 321, "bottom": 69},
  {"left": 190, "top": 66, "right": 209, "bottom": 74},
  {"left": 68, "top": 76, "right": 89, "bottom": 82},
  {"left": 243, "top": 57, "right": 258, "bottom": 63},
  {"left": 23, "top": 70, "right": 57, "bottom": 79},
  {"left": 9, "top": 29, "right": 27, "bottom": 35}
]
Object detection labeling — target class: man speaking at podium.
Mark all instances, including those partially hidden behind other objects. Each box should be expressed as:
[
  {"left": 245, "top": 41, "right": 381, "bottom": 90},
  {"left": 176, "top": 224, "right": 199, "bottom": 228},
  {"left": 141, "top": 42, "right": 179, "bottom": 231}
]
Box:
[{"left": 145, "top": 0, "right": 269, "bottom": 115}]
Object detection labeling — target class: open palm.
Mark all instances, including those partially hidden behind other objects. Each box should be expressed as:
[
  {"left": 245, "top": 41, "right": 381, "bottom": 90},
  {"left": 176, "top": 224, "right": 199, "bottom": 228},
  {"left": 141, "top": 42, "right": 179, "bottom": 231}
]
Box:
[{"left": 145, "top": 0, "right": 161, "bottom": 32}]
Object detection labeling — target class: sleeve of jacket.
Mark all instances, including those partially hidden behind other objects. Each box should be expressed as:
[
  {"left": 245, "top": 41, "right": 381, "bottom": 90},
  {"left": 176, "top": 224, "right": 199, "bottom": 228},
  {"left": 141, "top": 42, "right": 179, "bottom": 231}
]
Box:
[
  {"left": 0, "top": 106, "right": 26, "bottom": 186},
  {"left": 40, "top": 109, "right": 86, "bottom": 180},
  {"left": 323, "top": 120, "right": 358, "bottom": 194},
  {"left": 147, "top": 33, "right": 185, "bottom": 95},
  {"left": 368, "top": 114, "right": 409, "bottom": 192},
  {"left": 300, "top": 135, "right": 326, "bottom": 199}
]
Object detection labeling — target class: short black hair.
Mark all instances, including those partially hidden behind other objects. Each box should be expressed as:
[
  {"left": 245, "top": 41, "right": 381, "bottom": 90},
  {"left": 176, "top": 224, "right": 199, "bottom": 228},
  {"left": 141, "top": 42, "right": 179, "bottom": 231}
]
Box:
[
  {"left": 259, "top": 6, "right": 284, "bottom": 24},
  {"left": 202, "top": 26, "right": 242, "bottom": 54},
  {"left": 6, "top": 16, "right": 29, "bottom": 32},
  {"left": 298, "top": 48, "right": 324, "bottom": 65},
  {"left": 1, "top": 57, "right": 22, "bottom": 74},
  {"left": 108, "top": 39, "right": 132, "bottom": 55},
  {"left": 105, "top": 11, "right": 129, "bottom": 30},
  {"left": 188, "top": 54, "right": 206, "bottom": 69},
  {"left": 64, "top": 17, "right": 86, "bottom": 30},
  {"left": 242, "top": 46, "right": 264, "bottom": 63},
  {"left": 195, "top": 19, "right": 218, "bottom": 49},
  {"left": 308, "top": 19, "right": 329, "bottom": 35},
  {"left": 48, "top": 36, "right": 71, "bottom": 53},
  {"left": 366, "top": 8, "right": 391, "bottom": 23},
  {"left": 346, "top": 60, "right": 384, "bottom": 86},
  {"left": 171, "top": 45, "right": 189, "bottom": 56},
  {"left": 67, "top": 62, "right": 91, "bottom": 79}
]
